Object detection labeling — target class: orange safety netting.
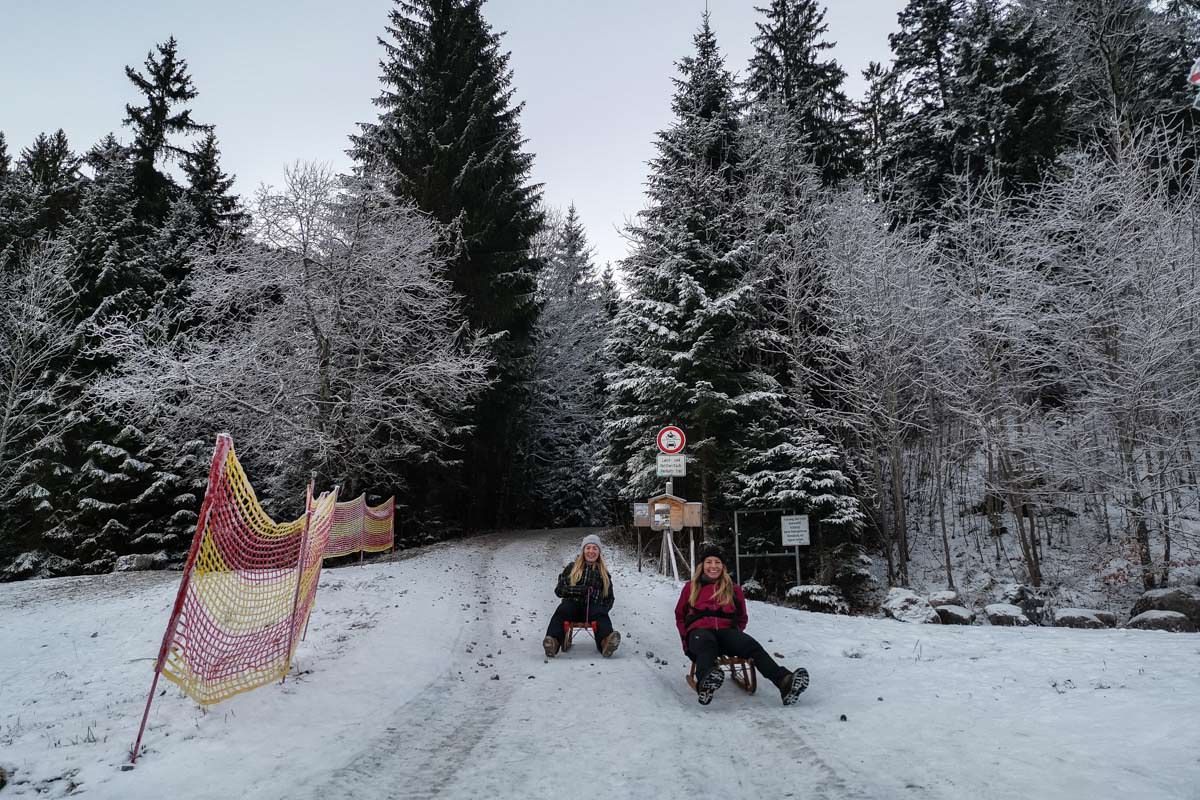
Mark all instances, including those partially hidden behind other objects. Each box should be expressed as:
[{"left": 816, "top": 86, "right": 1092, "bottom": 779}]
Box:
[
  {"left": 323, "top": 494, "right": 394, "bottom": 559},
  {"left": 155, "top": 435, "right": 337, "bottom": 705}
]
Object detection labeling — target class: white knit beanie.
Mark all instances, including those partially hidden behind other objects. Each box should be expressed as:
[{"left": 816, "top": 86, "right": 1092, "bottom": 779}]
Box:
[{"left": 581, "top": 533, "right": 603, "bottom": 552}]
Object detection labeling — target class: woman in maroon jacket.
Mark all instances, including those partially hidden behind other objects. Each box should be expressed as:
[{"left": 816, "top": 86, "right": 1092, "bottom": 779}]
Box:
[{"left": 675, "top": 544, "right": 809, "bottom": 706}]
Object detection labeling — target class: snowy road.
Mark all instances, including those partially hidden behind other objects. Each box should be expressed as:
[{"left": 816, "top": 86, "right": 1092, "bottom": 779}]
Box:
[
  {"left": 303, "top": 530, "right": 858, "bottom": 800},
  {"left": 2, "top": 528, "right": 1199, "bottom": 799}
]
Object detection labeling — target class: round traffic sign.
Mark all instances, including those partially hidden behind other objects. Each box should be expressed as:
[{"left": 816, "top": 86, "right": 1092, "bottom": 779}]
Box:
[{"left": 656, "top": 426, "right": 686, "bottom": 454}]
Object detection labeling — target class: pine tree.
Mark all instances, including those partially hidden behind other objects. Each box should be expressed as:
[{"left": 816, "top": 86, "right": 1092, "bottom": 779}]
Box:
[
  {"left": 885, "top": 0, "right": 962, "bottom": 213},
  {"left": 181, "top": 131, "right": 248, "bottom": 236},
  {"left": 947, "top": 0, "right": 1069, "bottom": 192},
  {"left": 0, "top": 130, "right": 84, "bottom": 260},
  {"left": 855, "top": 61, "right": 904, "bottom": 201},
  {"left": 746, "top": 0, "right": 861, "bottom": 185},
  {"left": 736, "top": 100, "right": 864, "bottom": 554},
  {"left": 884, "top": 0, "right": 1071, "bottom": 212},
  {"left": 526, "top": 204, "right": 610, "bottom": 525},
  {"left": 352, "top": 0, "right": 543, "bottom": 528},
  {"left": 0, "top": 133, "right": 10, "bottom": 185},
  {"left": 16, "top": 137, "right": 157, "bottom": 566},
  {"left": 123, "top": 37, "right": 210, "bottom": 223},
  {"left": 601, "top": 14, "right": 757, "bottom": 522}
]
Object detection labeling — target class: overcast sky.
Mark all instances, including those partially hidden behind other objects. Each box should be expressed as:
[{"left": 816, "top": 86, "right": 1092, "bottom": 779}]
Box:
[{"left": 3, "top": 0, "right": 906, "bottom": 269}]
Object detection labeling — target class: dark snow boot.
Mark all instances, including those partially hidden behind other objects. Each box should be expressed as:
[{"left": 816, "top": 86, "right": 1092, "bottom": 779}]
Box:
[
  {"left": 696, "top": 667, "right": 725, "bottom": 705},
  {"left": 779, "top": 668, "right": 809, "bottom": 705},
  {"left": 543, "top": 636, "right": 560, "bottom": 658},
  {"left": 601, "top": 631, "right": 621, "bottom": 657}
]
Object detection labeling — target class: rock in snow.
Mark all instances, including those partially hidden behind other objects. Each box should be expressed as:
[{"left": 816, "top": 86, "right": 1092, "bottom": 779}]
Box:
[
  {"left": 928, "top": 590, "right": 960, "bottom": 607},
  {"left": 984, "top": 603, "right": 1031, "bottom": 626},
  {"left": 1125, "top": 610, "right": 1196, "bottom": 633},
  {"left": 1053, "top": 608, "right": 1110, "bottom": 629},
  {"left": 882, "top": 588, "right": 940, "bottom": 624},
  {"left": 1130, "top": 586, "right": 1200, "bottom": 629},
  {"left": 934, "top": 604, "right": 975, "bottom": 625}
]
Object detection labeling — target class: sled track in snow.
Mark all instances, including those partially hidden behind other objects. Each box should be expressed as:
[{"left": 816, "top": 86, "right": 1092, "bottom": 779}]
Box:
[{"left": 308, "top": 535, "right": 517, "bottom": 800}]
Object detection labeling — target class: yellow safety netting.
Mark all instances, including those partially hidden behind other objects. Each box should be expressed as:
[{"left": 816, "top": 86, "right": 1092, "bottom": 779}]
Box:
[{"left": 158, "top": 436, "right": 337, "bottom": 705}]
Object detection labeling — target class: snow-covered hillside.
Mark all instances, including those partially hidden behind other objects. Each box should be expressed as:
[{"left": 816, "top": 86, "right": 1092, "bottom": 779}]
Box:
[{"left": 1, "top": 529, "right": 1197, "bottom": 799}]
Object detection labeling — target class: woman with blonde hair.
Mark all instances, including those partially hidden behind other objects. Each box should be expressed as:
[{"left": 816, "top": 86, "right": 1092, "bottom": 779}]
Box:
[
  {"left": 543, "top": 534, "right": 620, "bottom": 658},
  {"left": 675, "top": 544, "right": 808, "bottom": 706}
]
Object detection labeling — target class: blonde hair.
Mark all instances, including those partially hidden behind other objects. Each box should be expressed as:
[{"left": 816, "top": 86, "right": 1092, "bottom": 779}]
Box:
[
  {"left": 688, "top": 562, "right": 733, "bottom": 608},
  {"left": 569, "top": 550, "right": 611, "bottom": 597}
]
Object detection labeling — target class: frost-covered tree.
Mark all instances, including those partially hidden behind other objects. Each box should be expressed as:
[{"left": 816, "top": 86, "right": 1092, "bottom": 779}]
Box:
[
  {"left": 0, "top": 242, "right": 80, "bottom": 559},
  {"left": 352, "top": 0, "right": 543, "bottom": 528},
  {"left": 1036, "top": 0, "right": 1198, "bottom": 159},
  {"left": 92, "top": 163, "right": 494, "bottom": 507},
  {"left": 526, "top": 204, "right": 609, "bottom": 526}
]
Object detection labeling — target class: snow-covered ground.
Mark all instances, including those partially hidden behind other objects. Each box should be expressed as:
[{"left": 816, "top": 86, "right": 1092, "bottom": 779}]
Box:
[{"left": 1, "top": 528, "right": 1198, "bottom": 799}]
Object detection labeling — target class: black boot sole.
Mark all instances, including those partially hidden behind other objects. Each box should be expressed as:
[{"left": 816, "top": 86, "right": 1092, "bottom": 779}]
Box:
[
  {"left": 697, "top": 668, "right": 725, "bottom": 705},
  {"left": 782, "top": 668, "right": 809, "bottom": 705}
]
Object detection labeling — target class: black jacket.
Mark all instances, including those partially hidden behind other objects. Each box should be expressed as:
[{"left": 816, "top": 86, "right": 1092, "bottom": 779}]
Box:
[{"left": 554, "top": 562, "right": 615, "bottom": 613}]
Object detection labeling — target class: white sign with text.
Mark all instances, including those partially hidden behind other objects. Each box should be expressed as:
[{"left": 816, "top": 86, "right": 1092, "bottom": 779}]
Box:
[{"left": 781, "top": 515, "right": 810, "bottom": 547}]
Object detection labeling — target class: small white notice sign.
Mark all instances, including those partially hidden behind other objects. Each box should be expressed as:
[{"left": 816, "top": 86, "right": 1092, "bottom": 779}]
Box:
[
  {"left": 656, "top": 454, "right": 686, "bottom": 477},
  {"left": 781, "top": 515, "right": 810, "bottom": 546}
]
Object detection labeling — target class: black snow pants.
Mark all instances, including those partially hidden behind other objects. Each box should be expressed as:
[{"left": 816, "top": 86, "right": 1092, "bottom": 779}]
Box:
[
  {"left": 687, "top": 627, "right": 789, "bottom": 688},
  {"left": 545, "top": 599, "right": 613, "bottom": 652}
]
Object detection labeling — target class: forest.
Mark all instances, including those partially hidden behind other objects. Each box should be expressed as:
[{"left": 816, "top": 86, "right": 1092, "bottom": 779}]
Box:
[{"left": 2, "top": 0, "right": 1198, "bottom": 617}]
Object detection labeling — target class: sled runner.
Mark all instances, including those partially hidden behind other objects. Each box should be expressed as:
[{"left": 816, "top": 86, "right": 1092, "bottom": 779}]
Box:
[
  {"left": 687, "top": 656, "right": 757, "bottom": 694},
  {"left": 562, "top": 620, "right": 598, "bottom": 652}
]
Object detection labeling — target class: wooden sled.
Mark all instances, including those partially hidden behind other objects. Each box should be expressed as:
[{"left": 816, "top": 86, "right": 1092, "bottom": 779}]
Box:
[
  {"left": 562, "top": 620, "right": 598, "bottom": 652},
  {"left": 687, "top": 656, "right": 757, "bottom": 694}
]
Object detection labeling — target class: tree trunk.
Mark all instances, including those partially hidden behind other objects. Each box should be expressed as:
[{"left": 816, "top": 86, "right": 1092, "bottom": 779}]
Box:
[
  {"left": 1117, "top": 428, "right": 1155, "bottom": 590},
  {"left": 871, "top": 448, "right": 896, "bottom": 585},
  {"left": 933, "top": 429, "right": 955, "bottom": 590},
  {"left": 889, "top": 443, "right": 909, "bottom": 586}
]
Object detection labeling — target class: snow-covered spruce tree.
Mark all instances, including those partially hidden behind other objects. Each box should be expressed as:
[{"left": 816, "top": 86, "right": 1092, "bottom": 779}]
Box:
[
  {"left": 47, "top": 139, "right": 161, "bottom": 571},
  {"left": 351, "top": 0, "right": 543, "bottom": 529},
  {"left": 92, "top": 163, "right": 494, "bottom": 513},
  {"left": 945, "top": 0, "right": 1069, "bottom": 193},
  {"left": 746, "top": 0, "right": 861, "bottom": 186},
  {"left": 602, "top": 14, "right": 759, "bottom": 525},
  {"left": 526, "top": 203, "right": 610, "bottom": 526},
  {"left": 0, "top": 130, "right": 84, "bottom": 270},
  {"left": 734, "top": 101, "right": 863, "bottom": 576}
]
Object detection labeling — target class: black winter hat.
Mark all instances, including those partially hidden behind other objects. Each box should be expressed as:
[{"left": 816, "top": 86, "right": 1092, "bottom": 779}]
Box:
[{"left": 698, "top": 544, "right": 726, "bottom": 566}]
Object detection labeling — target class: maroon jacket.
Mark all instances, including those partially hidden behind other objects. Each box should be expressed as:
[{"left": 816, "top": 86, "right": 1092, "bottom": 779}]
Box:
[{"left": 675, "top": 581, "right": 748, "bottom": 650}]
